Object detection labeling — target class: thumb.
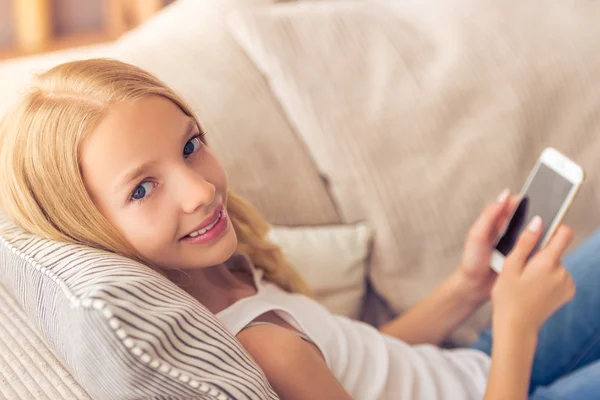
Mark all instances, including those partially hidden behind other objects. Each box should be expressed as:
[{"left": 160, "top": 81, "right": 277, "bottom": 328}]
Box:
[
  {"left": 469, "top": 190, "right": 510, "bottom": 243},
  {"left": 495, "top": 195, "right": 521, "bottom": 235}
]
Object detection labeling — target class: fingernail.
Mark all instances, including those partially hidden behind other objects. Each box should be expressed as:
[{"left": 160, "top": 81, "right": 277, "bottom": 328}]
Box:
[
  {"left": 528, "top": 216, "right": 542, "bottom": 232},
  {"left": 497, "top": 189, "right": 510, "bottom": 202}
]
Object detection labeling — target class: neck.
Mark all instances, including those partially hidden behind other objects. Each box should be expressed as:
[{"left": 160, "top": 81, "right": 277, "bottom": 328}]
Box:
[{"left": 163, "top": 259, "right": 256, "bottom": 313}]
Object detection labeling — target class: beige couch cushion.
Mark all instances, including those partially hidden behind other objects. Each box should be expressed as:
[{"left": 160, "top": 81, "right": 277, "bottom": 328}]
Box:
[
  {"left": 0, "top": 0, "right": 340, "bottom": 228},
  {"left": 269, "top": 223, "right": 373, "bottom": 319},
  {"left": 228, "top": 0, "right": 600, "bottom": 343}
]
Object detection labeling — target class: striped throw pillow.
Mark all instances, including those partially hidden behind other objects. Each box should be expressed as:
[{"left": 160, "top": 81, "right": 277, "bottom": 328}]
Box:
[{"left": 0, "top": 213, "right": 277, "bottom": 400}]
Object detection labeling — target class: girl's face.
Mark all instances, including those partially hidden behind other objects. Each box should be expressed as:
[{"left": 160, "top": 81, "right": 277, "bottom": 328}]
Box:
[{"left": 80, "top": 95, "right": 237, "bottom": 270}]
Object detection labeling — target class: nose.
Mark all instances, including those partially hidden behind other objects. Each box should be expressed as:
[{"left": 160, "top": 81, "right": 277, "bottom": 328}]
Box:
[{"left": 175, "top": 167, "right": 216, "bottom": 214}]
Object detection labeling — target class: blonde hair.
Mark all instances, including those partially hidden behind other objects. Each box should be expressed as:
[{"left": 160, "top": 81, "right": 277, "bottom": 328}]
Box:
[{"left": 0, "top": 58, "right": 311, "bottom": 296}]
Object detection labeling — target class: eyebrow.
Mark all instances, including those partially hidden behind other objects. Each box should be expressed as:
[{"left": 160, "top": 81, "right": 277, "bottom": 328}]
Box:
[
  {"left": 113, "top": 160, "right": 158, "bottom": 193},
  {"left": 113, "top": 119, "right": 197, "bottom": 193}
]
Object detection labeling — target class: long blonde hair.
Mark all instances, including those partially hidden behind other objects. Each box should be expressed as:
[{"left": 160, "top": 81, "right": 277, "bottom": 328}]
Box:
[{"left": 0, "top": 58, "right": 311, "bottom": 296}]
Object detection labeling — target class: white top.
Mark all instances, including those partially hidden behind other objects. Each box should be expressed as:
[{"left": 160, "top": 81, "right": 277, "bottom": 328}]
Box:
[{"left": 217, "top": 255, "right": 490, "bottom": 400}]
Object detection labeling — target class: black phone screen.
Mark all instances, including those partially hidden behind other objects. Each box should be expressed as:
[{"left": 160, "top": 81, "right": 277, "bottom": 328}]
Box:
[{"left": 495, "top": 164, "right": 574, "bottom": 256}]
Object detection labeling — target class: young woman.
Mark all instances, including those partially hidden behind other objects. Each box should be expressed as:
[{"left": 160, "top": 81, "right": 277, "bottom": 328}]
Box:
[{"left": 0, "top": 59, "right": 598, "bottom": 400}]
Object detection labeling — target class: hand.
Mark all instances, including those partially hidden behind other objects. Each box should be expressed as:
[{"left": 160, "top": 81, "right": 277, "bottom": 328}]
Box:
[
  {"left": 458, "top": 189, "right": 520, "bottom": 303},
  {"left": 491, "top": 218, "right": 576, "bottom": 333}
]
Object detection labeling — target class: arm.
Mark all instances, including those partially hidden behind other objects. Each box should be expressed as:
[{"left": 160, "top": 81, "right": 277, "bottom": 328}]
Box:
[
  {"left": 381, "top": 192, "right": 521, "bottom": 345},
  {"left": 379, "top": 270, "right": 485, "bottom": 345},
  {"left": 483, "top": 325, "right": 537, "bottom": 400},
  {"left": 483, "top": 223, "right": 575, "bottom": 400},
  {"left": 237, "top": 324, "right": 353, "bottom": 400}
]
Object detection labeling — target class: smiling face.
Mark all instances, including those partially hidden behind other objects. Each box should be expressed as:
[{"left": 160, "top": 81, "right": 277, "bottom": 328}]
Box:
[{"left": 80, "top": 95, "right": 238, "bottom": 270}]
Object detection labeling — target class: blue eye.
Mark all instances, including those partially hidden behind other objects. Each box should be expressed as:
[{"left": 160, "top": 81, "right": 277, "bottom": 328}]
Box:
[
  {"left": 183, "top": 135, "right": 202, "bottom": 158},
  {"left": 131, "top": 181, "right": 153, "bottom": 201}
]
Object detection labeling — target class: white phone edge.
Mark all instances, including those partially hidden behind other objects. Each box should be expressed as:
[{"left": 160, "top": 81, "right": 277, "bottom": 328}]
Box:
[{"left": 490, "top": 147, "right": 585, "bottom": 273}]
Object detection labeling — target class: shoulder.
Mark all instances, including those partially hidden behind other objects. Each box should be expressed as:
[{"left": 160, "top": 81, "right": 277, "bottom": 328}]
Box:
[
  {"left": 237, "top": 324, "right": 352, "bottom": 399},
  {"left": 237, "top": 323, "right": 321, "bottom": 370}
]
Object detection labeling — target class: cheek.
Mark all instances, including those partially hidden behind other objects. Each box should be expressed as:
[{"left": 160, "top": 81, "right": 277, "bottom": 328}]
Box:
[
  {"left": 201, "top": 150, "right": 228, "bottom": 190},
  {"left": 117, "top": 205, "right": 179, "bottom": 258}
]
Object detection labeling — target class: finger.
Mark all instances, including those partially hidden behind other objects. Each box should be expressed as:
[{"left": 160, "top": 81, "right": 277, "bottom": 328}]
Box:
[
  {"left": 505, "top": 215, "right": 544, "bottom": 270},
  {"left": 495, "top": 195, "right": 522, "bottom": 236},
  {"left": 507, "top": 195, "right": 521, "bottom": 214},
  {"left": 561, "top": 268, "right": 577, "bottom": 303},
  {"left": 469, "top": 199, "right": 509, "bottom": 244},
  {"left": 496, "top": 188, "right": 510, "bottom": 204},
  {"left": 543, "top": 225, "right": 574, "bottom": 261}
]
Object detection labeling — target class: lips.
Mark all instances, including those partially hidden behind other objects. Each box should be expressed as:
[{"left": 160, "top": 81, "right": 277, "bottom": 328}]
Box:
[{"left": 181, "top": 205, "right": 224, "bottom": 239}]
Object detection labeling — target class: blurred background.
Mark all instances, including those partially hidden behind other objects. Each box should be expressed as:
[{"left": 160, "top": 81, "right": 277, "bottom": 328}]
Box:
[{"left": 0, "top": 0, "right": 174, "bottom": 60}]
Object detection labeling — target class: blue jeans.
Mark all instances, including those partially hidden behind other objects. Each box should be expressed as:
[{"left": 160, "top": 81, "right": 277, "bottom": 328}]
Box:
[{"left": 471, "top": 229, "right": 600, "bottom": 399}]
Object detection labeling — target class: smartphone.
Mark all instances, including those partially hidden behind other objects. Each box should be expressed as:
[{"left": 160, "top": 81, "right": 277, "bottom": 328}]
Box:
[{"left": 490, "top": 147, "right": 585, "bottom": 273}]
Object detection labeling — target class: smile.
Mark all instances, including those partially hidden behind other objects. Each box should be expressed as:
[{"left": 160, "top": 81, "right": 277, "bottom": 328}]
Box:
[
  {"left": 187, "top": 210, "right": 222, "bottom": 238},
  {"left": 180, "top": 205, "right": 229, "bottom": 245}
]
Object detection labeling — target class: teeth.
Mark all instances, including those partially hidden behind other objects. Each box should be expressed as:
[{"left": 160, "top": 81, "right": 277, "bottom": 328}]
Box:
[{"left": 188, "top": 211, "right": 222, "bottom": 238}]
